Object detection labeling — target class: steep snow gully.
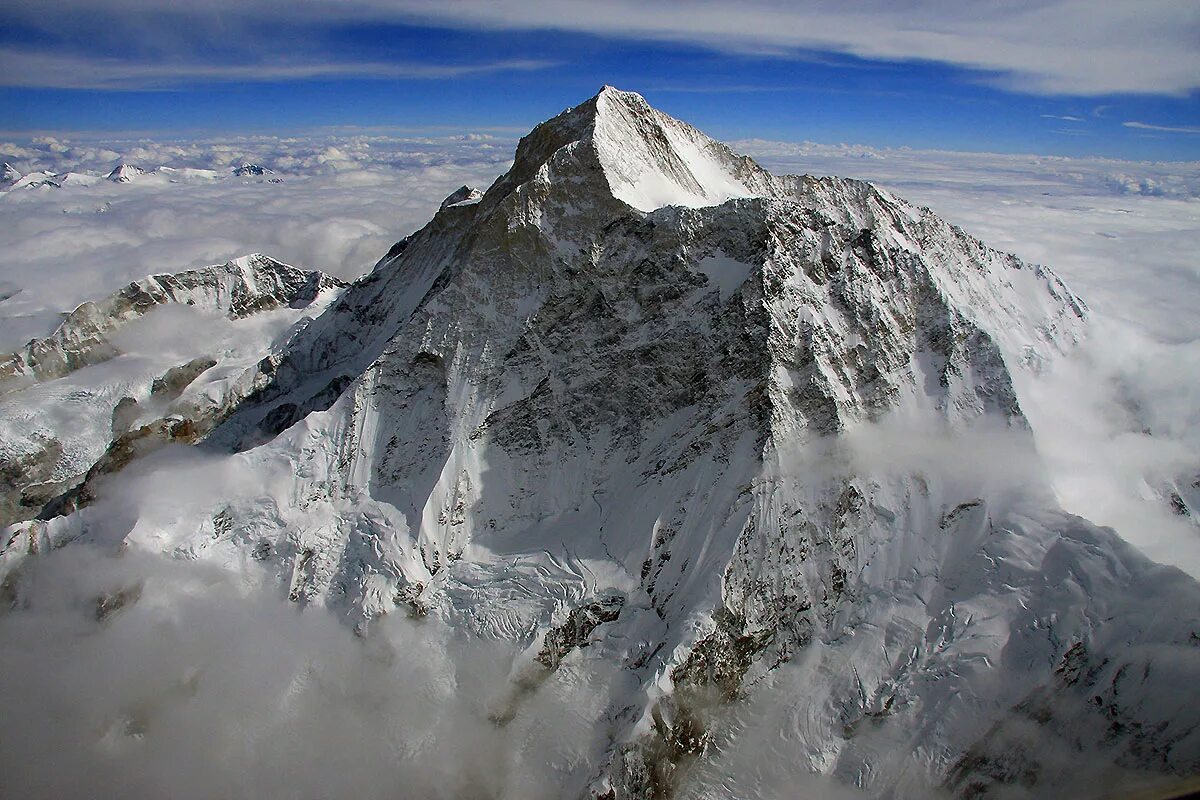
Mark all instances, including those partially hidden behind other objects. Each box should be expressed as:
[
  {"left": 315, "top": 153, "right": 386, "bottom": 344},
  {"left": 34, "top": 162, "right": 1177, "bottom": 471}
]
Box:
[{"left": 2, "top": 87, "right": 1198, "bottom": 800}]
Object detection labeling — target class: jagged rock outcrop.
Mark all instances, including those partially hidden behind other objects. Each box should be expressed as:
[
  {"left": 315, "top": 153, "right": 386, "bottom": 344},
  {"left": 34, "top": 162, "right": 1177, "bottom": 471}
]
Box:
[
  {"left": 3, "top": 87, "right": 1196, "bottom": 799},
  {"left": 440, "top": 185, "right": 484, "bottom": 209},
  {"left": 0, "top": 162, "right": 20, "bottom": 187}
]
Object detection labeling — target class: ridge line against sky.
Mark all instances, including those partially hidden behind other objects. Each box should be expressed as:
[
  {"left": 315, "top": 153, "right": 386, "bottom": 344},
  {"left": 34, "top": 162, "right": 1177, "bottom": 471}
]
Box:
[{"left": 0, "top": 0, "right": 1197, "bottom": 160}]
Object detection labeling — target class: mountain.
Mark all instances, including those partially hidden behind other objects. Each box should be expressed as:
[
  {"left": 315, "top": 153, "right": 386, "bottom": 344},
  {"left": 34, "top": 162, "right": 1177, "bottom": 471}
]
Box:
[
  {"left": 2, "top": 87, "right": 1197, "bottom": 799},
  {"left": 7, "top": 169, "right": 60, "bottom": 190},
  {"left": 440, "top": 184, "right": 483, "bottom": 209},
  {"left": 54, "top": 171, "right": 102, "bottom": 187},
  {"left": 0, "top": 162, "right": 21, "bottom": 187},
  {"left": 232, "top": 162, "right": 273, "bottom": 177},
  {"left": 1, "top": 164, "right": 226, "bottom": 191},
  {"left": 106, "top": 163, "right": 148, "bottom": 183}
]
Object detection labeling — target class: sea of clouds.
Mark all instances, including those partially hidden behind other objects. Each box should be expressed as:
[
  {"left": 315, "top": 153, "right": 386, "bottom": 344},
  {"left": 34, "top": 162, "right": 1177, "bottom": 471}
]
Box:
[
  {"left": 1, "top": 132, "right": 1197, "bottom": 798},
  {"left": 0, "top": 131, "right": 517, "bottom": 350}
]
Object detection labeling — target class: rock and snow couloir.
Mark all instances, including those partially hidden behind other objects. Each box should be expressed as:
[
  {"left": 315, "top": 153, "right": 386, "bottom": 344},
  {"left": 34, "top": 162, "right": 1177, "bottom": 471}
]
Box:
[{"left": 1, "top": 87, "right": 1197, "bottom": 799}]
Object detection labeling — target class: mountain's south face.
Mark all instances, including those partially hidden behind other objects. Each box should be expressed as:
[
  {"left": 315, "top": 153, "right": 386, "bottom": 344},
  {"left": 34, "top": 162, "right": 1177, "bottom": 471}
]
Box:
[{"left": 3, "top": 88, "right": 1198, "bottom": 799}]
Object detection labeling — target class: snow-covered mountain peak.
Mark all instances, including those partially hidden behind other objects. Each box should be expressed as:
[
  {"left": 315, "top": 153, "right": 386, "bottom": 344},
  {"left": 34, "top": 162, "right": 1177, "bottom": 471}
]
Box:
[
  {"left": 590, "top": 85, "right": 777, "bottom": 210},
  {"left": 439, "top": 184, "right": 483, "bottom": 209},
  {"left": 0, "top": 162, "right": 20, "bottom": 186},
  {"left": 106, "top": 163, "right": 147, "bottom": 183},
  {"left": 482, "top": 85, "right": 778, "bottom": 213}
]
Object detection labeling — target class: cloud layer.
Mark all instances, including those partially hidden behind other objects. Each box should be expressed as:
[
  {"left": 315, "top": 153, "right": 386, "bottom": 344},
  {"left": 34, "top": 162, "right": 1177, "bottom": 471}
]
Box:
[
  {"left": 0, "top": 132, "right": 515, "bottom": 349},
  {"left": 3, "top": 0, "right": 1198, "bottom": 95},
  {"left": 0, "top": 543, "right": 620, "bottom": 800},
  {"left": 0, "top": 48, "right": 554, "bottom": 90}
]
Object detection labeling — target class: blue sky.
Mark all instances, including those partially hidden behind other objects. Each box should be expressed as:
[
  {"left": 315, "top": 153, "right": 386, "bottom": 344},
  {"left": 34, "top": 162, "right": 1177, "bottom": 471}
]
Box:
[{"left": 1, "top": 0, "right": 1198, "bottom": 160}]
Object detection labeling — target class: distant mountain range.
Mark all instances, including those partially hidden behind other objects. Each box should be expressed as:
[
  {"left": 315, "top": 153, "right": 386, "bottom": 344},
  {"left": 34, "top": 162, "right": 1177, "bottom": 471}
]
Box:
[{"left": 0, "top": 161, "right": 281, "bottom": 190}]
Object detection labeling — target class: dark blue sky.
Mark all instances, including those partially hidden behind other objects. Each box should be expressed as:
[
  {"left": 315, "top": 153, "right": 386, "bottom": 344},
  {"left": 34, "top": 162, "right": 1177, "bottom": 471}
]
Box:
[{"left": 2, "top": 2, "right": 1198, "bottom": 160}]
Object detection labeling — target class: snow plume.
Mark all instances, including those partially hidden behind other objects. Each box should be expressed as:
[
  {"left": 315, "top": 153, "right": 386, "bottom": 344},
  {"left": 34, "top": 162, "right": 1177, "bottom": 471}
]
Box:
[{"left": 0, "top": 545, "right": 620, "bottom": 800}]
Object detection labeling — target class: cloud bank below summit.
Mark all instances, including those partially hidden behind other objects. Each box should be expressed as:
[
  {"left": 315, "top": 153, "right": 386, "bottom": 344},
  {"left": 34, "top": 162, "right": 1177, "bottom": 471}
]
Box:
[{"left": 0, "top": 132, "right": 515, "bottom": 349}]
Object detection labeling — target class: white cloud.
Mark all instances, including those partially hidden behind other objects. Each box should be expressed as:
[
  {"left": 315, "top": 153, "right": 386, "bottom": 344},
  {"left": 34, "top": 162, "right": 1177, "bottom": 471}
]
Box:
[
  {"left": 0, "top": 541, "right": 620, "bottom": 799},
  {"left": 0, "top": 47, "right": 554, "bottom": 90},
  {"left": 1124, "top": 121, "right": 1200, "bottom": 134},
  {"left": 6, "top": 0, "right": 1197, "bottom": 96},
  {"left": 391, "top": 0, "right": 1200, "bottom": 95}
]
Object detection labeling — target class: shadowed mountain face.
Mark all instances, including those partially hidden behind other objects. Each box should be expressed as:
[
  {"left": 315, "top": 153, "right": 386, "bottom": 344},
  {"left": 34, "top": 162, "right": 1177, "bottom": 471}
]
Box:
[{"left": 2, "top": 87, "right": 1196, "bottom": 799}]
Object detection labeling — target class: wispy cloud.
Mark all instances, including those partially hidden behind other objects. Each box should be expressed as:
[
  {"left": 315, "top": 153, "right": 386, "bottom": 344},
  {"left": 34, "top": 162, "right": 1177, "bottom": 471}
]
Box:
[
  {"left": 1042, "top": 114, "right": 1084, "bottom": 122},
  {"left": 1124, "top": 121, "right": 1200, "bottom": 134},
  {"left": 2, "top": 1, "right": 1198, "bottom": 96},
  {"left": 0, "top": 48, "right": 554, "bottom": 90},
  {"left": 365, "top": 0, "right": 1200, "bottom": 96}
]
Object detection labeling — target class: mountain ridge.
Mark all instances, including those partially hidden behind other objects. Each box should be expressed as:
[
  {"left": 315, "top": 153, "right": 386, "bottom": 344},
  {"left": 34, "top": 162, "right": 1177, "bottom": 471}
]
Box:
[{"left": 1, "top": 87, "right": 1194, "bottom": 800}]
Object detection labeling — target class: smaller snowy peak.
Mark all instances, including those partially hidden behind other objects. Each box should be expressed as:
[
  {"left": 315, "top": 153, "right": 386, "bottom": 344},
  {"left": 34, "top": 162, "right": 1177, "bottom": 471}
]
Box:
[
  {"left": 1, "top": 162, "right": 21, "bottom": 186},
  {"left": 107, "top": 163, "right": 147, "bottom": 183},
  {"left": 0, "top": 253, "right": 348, "bottom": 393},
  {"left": 439, "top": 185, "right": 483, "bottom": 209},
  {"left": 486, "top": 84, "right": 781, "bottom": 214},
  {"left": 9, "top": 170, "right": 60, "bottom": 190},
  {"left": 55, "top": 172, "right": 101, "bottom": 187},
  {"left": 232, "top": 163, "right": 273, "bottom": 177}
]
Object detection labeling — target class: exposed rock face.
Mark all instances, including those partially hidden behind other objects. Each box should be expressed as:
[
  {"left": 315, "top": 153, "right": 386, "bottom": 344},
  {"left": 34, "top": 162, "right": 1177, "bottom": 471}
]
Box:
[
  {"left": 0, "top": 162, "right": 20, "bottom": 187},
  {"left": 3, "top": 87, "right": 1197, "bottom": 799},
  {"left": 232, "top": 163, "right": 273, "bottom": 177}
]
